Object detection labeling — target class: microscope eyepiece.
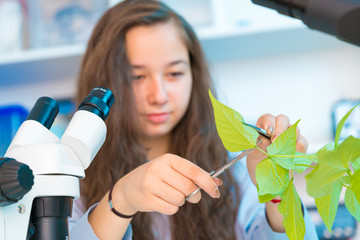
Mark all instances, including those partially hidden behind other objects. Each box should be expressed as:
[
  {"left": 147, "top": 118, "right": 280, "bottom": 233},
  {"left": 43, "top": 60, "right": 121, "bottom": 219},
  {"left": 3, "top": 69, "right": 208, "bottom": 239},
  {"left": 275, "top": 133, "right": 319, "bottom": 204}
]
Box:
[
  {"left": 78, "top": 87, "right": 114, "bottom": 121},
  {"left": 26, "top": 97, "right": 59, "bottom": 130}
]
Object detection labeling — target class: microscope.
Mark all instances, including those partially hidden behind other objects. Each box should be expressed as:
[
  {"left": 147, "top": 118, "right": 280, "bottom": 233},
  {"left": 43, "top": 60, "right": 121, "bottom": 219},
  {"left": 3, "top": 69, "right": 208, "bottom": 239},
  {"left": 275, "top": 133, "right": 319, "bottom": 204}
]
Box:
[
  {"left": 0, "top": 87, "right": 114, "bottom": 239},
  {"left": 252, "top": 0, "right": 360, "bottom": 46}
]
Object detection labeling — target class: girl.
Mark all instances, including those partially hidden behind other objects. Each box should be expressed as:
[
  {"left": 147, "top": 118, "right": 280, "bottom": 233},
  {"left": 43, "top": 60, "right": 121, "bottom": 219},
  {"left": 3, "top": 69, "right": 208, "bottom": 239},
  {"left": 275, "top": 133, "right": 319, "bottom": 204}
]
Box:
[{"left": 70, "top": 0, "right": 318, "bottom": 239}]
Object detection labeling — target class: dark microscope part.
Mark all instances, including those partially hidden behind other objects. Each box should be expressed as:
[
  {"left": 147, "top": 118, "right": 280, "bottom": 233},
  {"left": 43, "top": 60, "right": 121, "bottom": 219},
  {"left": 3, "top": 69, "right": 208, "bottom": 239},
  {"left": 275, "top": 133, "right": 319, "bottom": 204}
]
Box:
[
  {"left": 0, "top": 158, "right": 34, "bottom": 206},
  {"left": 252, "top": 0, "right": 360, "bottom": 46},
  {"left": 78, "top": 87, "right": 115, "bottom": 121},
  {"left": 26, "top": 97, "right": 59, "bottom": 130}
]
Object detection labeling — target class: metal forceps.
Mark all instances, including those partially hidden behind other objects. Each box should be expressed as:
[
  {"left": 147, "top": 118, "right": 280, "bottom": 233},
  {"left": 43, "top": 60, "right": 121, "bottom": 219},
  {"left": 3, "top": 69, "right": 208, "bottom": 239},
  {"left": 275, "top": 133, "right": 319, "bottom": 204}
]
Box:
[{"left": 185, "top": 123, "right": 272, "bottom": 200}]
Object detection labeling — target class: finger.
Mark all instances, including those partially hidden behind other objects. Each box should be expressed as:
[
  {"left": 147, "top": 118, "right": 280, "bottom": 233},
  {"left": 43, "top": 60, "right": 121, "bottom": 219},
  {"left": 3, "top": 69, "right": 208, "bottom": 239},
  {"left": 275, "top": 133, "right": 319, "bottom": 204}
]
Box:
[
  {"left": 186, "top": 189, "right": 202, "bottom": 204},
  {"left": 150, "top": 195, "right": 180, "bottom": 215},
  {"left": 152, "top": 179, "right": 187, "bottom": 207},
  {"left": 296, "top": 135, "right": 308, "bottom": 153},
  {"left": 159, "top": 167, "right": 199, "bottom": 197},
  {"left": 213, "top": 178, "right": 222, "bottom": 186},
  {"left": 273, "top": 114, "right": 290, "bottom": 141},
  {"left": 169, "top": 156, "right": 220, "bottom": 199},
  {"left": 296, "top": 127, "right": 300, "bottom": 141},
  {"left": 186, "top": 178, "right": 221, "bottom": 203},
  {"left": 256, "top": 113, "right": 275, "bottom": 135},
  {"left": 256, "top": 114, "right": 275, "bottom": 146}
]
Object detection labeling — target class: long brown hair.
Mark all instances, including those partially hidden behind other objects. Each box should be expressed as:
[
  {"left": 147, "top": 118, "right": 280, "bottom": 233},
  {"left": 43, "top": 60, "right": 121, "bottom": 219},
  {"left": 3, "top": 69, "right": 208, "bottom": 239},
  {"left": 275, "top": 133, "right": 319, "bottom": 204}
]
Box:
[{"left": 76, "top": 0, "right": 240, "bottom": 239}]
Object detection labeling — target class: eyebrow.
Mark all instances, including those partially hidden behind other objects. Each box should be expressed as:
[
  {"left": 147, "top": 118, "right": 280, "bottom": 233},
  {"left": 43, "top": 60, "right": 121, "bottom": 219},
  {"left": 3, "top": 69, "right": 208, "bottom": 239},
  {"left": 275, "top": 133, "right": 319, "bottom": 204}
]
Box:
[
  {"left": 167, "top": 60, "right": 189, "bottom": 67},
  {"left": 130, "top": 60, "right": 189, "bottom": 69}
]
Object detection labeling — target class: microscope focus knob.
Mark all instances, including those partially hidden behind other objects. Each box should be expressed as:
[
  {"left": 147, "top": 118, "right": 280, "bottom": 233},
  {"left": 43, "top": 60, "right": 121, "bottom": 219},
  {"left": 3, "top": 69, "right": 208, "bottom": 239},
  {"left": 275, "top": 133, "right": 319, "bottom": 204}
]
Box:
[{"left": 0, "top": 157, "right": 34, "bottom": 206}]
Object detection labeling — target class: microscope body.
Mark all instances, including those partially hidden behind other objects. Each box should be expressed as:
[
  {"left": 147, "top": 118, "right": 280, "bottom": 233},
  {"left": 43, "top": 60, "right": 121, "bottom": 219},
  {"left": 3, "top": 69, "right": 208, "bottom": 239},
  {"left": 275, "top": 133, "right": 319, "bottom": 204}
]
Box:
[{"left": 0, "top": 87, "right": 113, "bottom": 240}]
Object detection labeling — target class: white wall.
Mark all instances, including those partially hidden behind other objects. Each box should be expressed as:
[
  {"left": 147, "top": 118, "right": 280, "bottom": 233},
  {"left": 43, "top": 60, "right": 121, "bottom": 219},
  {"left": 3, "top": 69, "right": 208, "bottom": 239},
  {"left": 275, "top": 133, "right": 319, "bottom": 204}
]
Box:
[{"left": 0, "top": 77, "right": 76, "bottom": 108}]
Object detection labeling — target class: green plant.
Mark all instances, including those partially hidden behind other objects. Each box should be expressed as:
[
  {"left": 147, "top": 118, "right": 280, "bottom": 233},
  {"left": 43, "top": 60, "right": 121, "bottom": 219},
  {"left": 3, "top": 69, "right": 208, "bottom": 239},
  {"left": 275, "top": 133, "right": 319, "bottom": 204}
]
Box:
[{"left": 209, "top": 90, "right": 360, "bottom": 240}]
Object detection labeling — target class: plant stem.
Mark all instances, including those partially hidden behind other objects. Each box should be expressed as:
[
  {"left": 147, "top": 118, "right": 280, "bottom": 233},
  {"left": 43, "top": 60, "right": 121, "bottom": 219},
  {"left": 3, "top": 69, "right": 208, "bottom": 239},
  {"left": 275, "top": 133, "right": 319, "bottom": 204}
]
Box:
[
  {"left": 295, "top": 164, "right": 315, "bottom": 168},
  {"left": 290, "top": 170, "right": 294, "bottom": 180},
  {"left": 271, "top": 154, "right": 316, "bottom": 159},
  {"left": 347, "top": 169, "right": 353, "bottom": 177},
  {"left": 255, "top": 146, "right": 269, "bottom": 156}
]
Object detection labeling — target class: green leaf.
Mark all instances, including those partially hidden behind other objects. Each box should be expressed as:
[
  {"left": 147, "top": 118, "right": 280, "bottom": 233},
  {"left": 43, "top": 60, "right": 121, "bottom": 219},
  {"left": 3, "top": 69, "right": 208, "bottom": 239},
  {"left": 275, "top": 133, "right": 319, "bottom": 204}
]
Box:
[
  {"left": 267, "top": 120, "right": 300, "bottom": 169},
  {"left": 345, "top": 187, "right": 360, "bottom": 223},
  {"left": 256, "top": 185, "right": 278, "bottom": 203},
  {"left": 209, "top": 90, "right": 258, "bottom": 152},
  {"left": 335, "top": 104, "right": 359, "bottom": 147},
  {"left": 278, "top": 180, "right": 305, "bottom": 240},
  {"left": 337, "top": 136, "right": 360, "bottom": 166},
  {"left": 255, "top": 158, "right": 289, "bottom": 195},
  {"left": 314, "top": 182, "right": 342, "bottom": 231},
  {"left": 349, "top": 169, "right": 360, "bottom": 204},
  {"left": 294, "top": 152, "right": 316, "bottom": 173},
  {"left": 352, "top": 158, "right": 360, "bottom": 172},
  {"left": 317, "top": 137, "right": 358, "bottom": 172},
  {"left": 341, "top": 175, "right": 351, "bottom": 185},
  {"left": 305, "top": 148, "right": 347, "bottom": 198},
  {"left": 258, "top": 193, "right": 277, "bottom": 203},
  {"left": 320, "top": 142, "right": 335, "bottom": 151},
  {"left": 306, "top": 137, "right": 358, "bottom": 198}
]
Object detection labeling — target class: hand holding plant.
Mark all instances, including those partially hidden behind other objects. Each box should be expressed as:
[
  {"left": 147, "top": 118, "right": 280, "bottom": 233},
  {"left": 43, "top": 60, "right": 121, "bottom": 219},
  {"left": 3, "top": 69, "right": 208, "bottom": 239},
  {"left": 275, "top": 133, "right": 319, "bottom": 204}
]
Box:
[{"left": 209, "top": 90, "right": 360, "bottom": 240}]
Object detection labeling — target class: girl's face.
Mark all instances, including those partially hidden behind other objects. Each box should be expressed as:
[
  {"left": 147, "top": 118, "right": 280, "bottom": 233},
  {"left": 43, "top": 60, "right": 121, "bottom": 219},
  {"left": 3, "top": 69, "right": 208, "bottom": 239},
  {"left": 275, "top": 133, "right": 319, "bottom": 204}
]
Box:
[{"left": 126, "top": 21, "right": 193, "bottom": 140}]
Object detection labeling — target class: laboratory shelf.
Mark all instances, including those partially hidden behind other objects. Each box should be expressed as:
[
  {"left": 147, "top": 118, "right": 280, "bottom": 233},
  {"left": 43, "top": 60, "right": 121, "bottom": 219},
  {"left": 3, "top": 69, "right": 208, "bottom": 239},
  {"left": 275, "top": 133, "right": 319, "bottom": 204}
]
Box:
[{"left": 0, "top": 0, "right": 346, "bottom": 86}]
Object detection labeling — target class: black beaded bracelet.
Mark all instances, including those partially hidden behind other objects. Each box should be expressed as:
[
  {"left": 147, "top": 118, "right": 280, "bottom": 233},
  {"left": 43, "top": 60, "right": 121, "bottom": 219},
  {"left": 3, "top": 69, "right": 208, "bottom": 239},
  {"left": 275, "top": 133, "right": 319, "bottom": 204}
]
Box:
[{"left": 108, "top": 185, "right": 136, "bottom": 219}]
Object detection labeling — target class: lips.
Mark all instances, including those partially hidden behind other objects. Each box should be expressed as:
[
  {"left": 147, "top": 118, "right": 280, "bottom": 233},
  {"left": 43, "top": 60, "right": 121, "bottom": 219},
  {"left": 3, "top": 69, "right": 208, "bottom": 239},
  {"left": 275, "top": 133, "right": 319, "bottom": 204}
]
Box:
[{"left": 145, "top": 112, "right": 170, "bottom": 124}]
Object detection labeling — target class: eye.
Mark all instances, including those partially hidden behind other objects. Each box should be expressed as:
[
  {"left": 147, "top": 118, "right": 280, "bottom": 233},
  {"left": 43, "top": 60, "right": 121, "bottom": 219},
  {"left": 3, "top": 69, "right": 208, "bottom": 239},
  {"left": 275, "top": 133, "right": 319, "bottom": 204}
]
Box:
[
  {"left": 168, "top": 72, "right": 184, "bottom": 78},
  {"left": 131, "top": 75, "right": 145, "bottom": 81}
]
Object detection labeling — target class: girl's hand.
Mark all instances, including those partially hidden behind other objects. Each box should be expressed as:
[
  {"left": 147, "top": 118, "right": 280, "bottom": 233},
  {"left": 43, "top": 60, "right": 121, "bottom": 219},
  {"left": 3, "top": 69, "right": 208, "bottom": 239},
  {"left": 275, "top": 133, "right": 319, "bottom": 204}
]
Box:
[
  {"left": 246, "top": 114, "right": 308, "bottom": 186},
  {"left": 111, "top": 153, "right": 221, "bottom": 216}
]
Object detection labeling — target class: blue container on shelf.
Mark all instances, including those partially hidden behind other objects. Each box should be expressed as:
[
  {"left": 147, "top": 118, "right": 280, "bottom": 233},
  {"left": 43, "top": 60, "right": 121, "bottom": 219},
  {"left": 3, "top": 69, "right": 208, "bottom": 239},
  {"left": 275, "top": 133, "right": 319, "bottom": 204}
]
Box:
[{"left": 0, "top": 105, "right": 28, "bottom": 156}]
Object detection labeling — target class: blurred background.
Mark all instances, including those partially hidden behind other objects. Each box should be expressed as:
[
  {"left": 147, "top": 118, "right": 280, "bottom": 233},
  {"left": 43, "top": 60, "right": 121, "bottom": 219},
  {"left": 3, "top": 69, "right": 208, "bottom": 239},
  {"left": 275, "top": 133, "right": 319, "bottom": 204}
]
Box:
[{"left": 0, "top": 0, "right": 359, "bottom": 239}]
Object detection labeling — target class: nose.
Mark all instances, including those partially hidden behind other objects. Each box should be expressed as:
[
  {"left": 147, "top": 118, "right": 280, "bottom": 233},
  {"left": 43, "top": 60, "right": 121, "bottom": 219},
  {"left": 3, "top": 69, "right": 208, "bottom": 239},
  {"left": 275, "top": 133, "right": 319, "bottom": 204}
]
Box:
[{"left": 147, "top": 76, "right": 168, "bottom": 105}]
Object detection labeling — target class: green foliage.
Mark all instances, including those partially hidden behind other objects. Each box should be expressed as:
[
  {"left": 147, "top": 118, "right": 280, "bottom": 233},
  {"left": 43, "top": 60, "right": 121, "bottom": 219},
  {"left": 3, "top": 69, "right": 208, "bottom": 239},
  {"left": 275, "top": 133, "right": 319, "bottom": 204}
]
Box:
[
  {"left": 303, "top": 105, "right": 360, "bottom": 235},
  {"left": 349, "top": 170, "right": 360, "bottom": 205},
  {"left": 305, "top": 147, "right": 348, "bottom": 198},
  {"left": 294, "top": 152, "right": 316, "bottom": 173},
  {"left": 334, "top": 104, "right": 358, "bottom": 147},
  {"left": 209, "top": 90, "right": 258, "bottom": 152},
  {"left": 345, "top": 188, "right": 360, "bottom": 223},
  {"left": 256, "top": 158, "right": 289, "bottom": 195},
  {"left": 258, "top": 192, "right": 278, "bottom": 203},
  {"left": 267, "top": 121, "right": 299, "bottom": 170},
  {"left": 353, "top": 159, "right": 360, "bottom": 172},
  {"left": 256, "top": 185, "right": 279, "bottom": 203},
  {"left": 314, "top": 182, "right": 342, "bottom": 231},
  {"left": 338, "top": 136, "right": 360, "bottom": 165},
  {"left": 278, "top": 180, "right": 305, "bottom": 240},
  {"left": 320, "top": 141, "right": 336, "bottom": 151},
  {"left": 208, "top": 92, "right": 360, "bottom": 240},
  {"left": 341, "top": 175, "right": 351, "bottom": 185}
]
